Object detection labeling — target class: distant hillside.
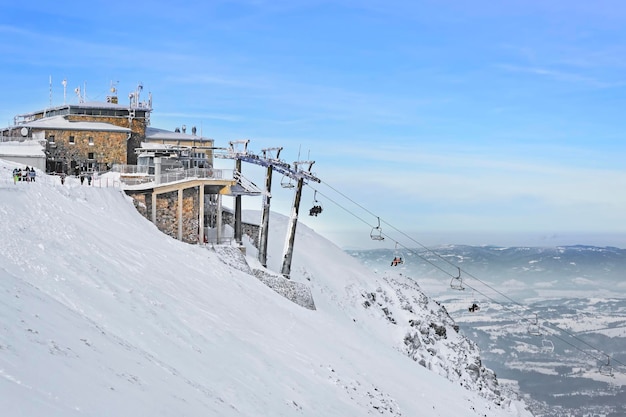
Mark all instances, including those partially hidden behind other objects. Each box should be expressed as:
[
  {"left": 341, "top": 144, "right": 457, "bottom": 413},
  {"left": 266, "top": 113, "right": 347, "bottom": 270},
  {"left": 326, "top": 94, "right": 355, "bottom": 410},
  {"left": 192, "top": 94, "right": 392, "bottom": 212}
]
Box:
[{"left": 346, "top": 245, "right": 626, "bottom": 299}]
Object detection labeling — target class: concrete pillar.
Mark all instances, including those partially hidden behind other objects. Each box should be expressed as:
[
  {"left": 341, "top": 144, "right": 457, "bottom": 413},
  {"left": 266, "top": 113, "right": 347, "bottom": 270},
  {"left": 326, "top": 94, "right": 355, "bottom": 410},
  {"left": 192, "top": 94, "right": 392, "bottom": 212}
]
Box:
[
  {"left": 151, "top": 192, "right": 157, "bottom": 224},
  {"left": 199, "top": 185, "right": 205, "bottom": 244},
  {"left": 259, "top": 165, "right": 273, "bottom": 267},
  {"left": 216, "top": 193, "right": 222, "bottom": 244},
  {"left": 154, "top": 157, "right": 162, "bottom": 185},
  {"left": 281, "top": 176, "right": 304, "bottom": 278},
  {"left": 178, "top": 188, "right": 183, "bottom": 241},
  {"left": 234, "top": 159, "right": 242, "bottom": 245}
]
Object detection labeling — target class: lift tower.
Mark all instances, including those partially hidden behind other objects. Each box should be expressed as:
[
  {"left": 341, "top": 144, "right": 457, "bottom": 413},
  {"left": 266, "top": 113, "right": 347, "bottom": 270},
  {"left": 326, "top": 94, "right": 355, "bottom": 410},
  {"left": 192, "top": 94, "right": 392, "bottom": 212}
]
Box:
[{"left": 216, "top": 141, "right": 320, "bottom": 276}]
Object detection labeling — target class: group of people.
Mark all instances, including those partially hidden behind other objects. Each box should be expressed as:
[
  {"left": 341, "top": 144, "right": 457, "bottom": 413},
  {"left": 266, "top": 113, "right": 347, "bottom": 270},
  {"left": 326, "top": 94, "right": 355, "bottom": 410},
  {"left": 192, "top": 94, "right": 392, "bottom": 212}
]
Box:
[
  {"left": 79, "top": 173, "right": 93, "bottom": 186},
  {"left": 10, "top": 165, "right": 98, "bottom": 186},
  {"left": 309, "top": 204, "right": 323, "bottom": 216},
  {"left": 12, "top": 166, "right": 36, "bottom": 183}
]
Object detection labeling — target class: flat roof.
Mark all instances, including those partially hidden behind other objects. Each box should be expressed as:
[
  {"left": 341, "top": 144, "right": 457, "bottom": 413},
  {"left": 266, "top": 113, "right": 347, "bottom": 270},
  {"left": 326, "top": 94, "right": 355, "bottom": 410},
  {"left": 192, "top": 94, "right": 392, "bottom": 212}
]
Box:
[
  {"left": 16, "top": 100, "right": 151, "bottom": 117},
  {"left": 20, "top": 115, "right": 131, "bottom": 132},
  {"left": 145, "top": 127, "right": 213, "bottom": 142}
]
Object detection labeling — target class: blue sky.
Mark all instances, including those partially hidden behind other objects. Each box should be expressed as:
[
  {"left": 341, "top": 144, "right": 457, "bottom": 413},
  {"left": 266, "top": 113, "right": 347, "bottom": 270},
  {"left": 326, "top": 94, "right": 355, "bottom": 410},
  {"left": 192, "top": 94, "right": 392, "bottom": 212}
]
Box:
[{"left": 2, "top": 0, "right": 626, "bottom": 248}]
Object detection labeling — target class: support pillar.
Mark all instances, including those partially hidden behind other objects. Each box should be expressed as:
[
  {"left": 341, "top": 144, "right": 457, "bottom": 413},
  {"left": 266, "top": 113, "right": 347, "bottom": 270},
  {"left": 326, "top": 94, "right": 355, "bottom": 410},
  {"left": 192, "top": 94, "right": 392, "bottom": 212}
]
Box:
[
  {"left": 281, "top": 176, "right": 304, "bottom": 278},
  {"left": 216, "top": 193, "right": 223, "bottom": 244},
  {"left": 258, "top": 165, "right": 273, "bottom": 267},
  {"left": 199, "top": 185, "right": 205, "bottom": 244},
  {"left": 178, "top": 188, "right": 183, "bottom": 241},
  {"left": 234, "top": 159, "right": 243, "bottom": 245},
  {"left": 151, "top": 192, "right": 157, "bottom": 224}
]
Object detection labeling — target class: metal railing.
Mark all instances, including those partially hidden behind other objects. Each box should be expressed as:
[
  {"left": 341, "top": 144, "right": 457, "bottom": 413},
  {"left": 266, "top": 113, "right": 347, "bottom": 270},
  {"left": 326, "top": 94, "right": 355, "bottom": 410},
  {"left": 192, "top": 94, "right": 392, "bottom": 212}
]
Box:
[
  {"left": 114, "top": 165, "right": 234, "bottom": 188},
  {"left": 111, "top": 164, "right": 150, "bottom": 175}
]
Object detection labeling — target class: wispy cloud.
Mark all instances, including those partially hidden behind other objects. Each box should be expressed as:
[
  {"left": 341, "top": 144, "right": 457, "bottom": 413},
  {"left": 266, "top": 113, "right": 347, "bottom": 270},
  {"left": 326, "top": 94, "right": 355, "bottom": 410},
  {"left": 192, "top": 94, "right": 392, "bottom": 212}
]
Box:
[{"left": 496, "top": 63, "right": 614, "bottom": 88}]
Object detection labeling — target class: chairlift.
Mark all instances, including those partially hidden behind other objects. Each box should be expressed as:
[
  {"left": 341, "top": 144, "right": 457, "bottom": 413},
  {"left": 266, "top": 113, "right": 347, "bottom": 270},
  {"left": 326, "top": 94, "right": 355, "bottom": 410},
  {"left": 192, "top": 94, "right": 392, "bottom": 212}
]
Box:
[
  {"left": 280, "top": 174, "right": 295, "bottom": 189},
  {"left": 599, "top": 356, "right": 614, "bottom": 377},
  {"left": 467, "top": 288, "right": 481, "bottom": 312},
  {"left": 370, "top": 217, "right": 384, "bottom": 241},
  {"left": 309, "top": 190, "right": 323, "bottom": 217},
  {"left": 390, "top": 242, "right": 403, "bottom": 266},
  {"left": 528, "top": 313, "right": 542, "bottom": 336},
  {"left": 450, "top": 267, "right": 465, "bottom": 291},
  {"left": 541, "top": 337, "right": 554, "bottom": 353}
]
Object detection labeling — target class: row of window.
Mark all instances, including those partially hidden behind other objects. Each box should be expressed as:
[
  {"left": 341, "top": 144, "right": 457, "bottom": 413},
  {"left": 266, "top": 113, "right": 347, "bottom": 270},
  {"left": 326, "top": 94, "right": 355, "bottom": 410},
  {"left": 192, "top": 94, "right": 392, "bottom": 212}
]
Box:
[{"left": 49, "top": 135, "right": 94, "bottom": 145}]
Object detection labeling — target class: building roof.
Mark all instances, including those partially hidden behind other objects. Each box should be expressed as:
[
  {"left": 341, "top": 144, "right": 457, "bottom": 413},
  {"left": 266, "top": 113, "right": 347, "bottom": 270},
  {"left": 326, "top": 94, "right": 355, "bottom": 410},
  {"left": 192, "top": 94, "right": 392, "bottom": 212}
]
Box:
[
  {"left": 16, "top": 100, "right": 151, "bottom": 117},
  {"left": 20, "top": 115, "right": 131, "bottom": 133},
  {"left": 145, "top": 127, "right": 213, "bottom": 143},
  {"left": 0, "top": 140, "right": 46, "bottom": 157}
]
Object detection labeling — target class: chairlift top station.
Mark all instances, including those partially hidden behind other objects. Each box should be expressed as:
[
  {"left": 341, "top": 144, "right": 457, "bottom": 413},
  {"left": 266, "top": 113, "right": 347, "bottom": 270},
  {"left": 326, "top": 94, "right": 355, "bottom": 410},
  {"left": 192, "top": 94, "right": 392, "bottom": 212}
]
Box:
[
  {"left": 215, "top": 140, "right": 321, "bottom": 277},
  {"left": 1, "top": 80, "right": 325, "bottom": 279}
]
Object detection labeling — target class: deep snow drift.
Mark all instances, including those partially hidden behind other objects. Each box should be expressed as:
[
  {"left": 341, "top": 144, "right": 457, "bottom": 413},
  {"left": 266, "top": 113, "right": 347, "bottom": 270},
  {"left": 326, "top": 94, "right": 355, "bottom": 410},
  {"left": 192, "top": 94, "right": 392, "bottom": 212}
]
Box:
[{"left": 0, "top": 161, "right": 532, "bottom": 417}]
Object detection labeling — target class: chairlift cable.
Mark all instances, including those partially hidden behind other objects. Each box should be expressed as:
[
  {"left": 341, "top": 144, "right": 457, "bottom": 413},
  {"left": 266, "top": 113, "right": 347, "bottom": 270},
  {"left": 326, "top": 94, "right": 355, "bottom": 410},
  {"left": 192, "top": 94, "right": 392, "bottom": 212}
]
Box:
[
  {"left": 308, "top": 185, "right": 454, "bottom": 276},
  {"left": 309, "top": 181, "right": 626, "bottom": 371}
]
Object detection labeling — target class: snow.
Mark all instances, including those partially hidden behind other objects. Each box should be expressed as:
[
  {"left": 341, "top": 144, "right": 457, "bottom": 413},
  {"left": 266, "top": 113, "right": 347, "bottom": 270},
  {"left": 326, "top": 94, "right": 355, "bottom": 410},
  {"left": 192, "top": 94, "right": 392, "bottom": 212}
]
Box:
[
  {"left": 19, "top": 115, "right": 130, "bottom": 132},
  {"left": 0, "top": 159, "right": 532, "bottom": 417},
  {"left": 0, "top": 140, "right": 46, "bottom": 157}
]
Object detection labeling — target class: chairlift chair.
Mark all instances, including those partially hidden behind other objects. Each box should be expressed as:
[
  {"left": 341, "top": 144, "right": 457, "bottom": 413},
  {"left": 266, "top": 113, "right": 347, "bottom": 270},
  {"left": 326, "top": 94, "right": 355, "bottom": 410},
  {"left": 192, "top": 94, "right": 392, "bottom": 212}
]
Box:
[
  {"left": 528, "top": 313, "right": 542, "bottom": 336},
  {"left": 390, "top": 242, "right": 403, "bottom": 266},
  {"left": 450, "top": 271, "right": 465, "bottom": 291},
  {"left": 280, "top": 174, "right": 295, "bottom": 189},
  {"left": 450, "top": 267, "right": 465, "bottom": 291},
  {"left": 599, "top": 356, "right": 614, "bottom": 377},
  {"left": 541, "top": 337, "right": 554, "bottom": 353},
  {"left": 309, "top": 190, "right": 323, "bottom": 216},
  {"left": 370, "top": 217, "right": 384, "bottom": 241},
  {"left": 468, "top": 302, "right": 480, "bottom": 313}
]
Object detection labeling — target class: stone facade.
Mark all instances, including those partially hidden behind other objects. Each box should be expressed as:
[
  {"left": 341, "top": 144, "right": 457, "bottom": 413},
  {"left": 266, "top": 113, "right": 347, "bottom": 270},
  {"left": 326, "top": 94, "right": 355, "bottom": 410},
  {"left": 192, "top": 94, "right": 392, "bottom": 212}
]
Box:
[
  {"left": 221, "top": 210, "right": 261, "bottom": 248},
  {"left": 127, "top": 189, "right": 262, "bottom": 247},
  {"left": 126, "top": 188, "right": 201, "bottom": 244},
  {"left": 46, "top": 129, "right": 128, "bottom": 173}
]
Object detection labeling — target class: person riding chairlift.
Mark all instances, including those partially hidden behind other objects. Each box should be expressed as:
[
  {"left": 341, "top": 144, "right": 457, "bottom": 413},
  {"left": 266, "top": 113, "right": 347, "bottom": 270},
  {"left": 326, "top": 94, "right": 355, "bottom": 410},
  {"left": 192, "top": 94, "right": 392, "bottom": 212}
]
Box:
[
  {"left": 391, "top": 256, "right": 403, "bottom": 266},
  {"left": 468, "top": 303, "right": 480, "bottom": 313},
  {"left": 309, "top": 205, "right": 323, "bottom": 216}
]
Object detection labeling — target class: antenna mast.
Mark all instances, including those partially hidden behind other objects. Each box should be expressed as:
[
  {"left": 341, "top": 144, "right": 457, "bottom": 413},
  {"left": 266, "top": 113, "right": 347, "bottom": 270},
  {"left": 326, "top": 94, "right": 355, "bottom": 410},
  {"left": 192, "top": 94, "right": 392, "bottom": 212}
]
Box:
[
  {"left": 48, "top": 75, "right": 52, "bottom": 108},
  {"left": 62, "top": 79, "right": 67, "bottom": 104}
]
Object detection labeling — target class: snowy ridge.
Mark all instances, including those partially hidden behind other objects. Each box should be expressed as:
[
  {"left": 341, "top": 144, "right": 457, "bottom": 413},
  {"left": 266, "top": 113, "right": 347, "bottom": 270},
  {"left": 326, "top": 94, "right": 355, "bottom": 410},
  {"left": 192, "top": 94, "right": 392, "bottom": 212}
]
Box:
[
  {"left": 0, "top": 160, "right": 531, "bottom": 417},
  {"left": 368, "top": 273, "right": 501, "bottom": 404}
]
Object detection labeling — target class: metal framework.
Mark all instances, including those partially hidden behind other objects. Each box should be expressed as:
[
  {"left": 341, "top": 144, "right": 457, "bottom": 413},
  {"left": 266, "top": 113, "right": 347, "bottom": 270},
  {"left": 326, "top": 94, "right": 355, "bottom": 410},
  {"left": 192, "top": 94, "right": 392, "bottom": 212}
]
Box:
[{"left": 215, "top": 140, "right": 321, "bottom": 276}]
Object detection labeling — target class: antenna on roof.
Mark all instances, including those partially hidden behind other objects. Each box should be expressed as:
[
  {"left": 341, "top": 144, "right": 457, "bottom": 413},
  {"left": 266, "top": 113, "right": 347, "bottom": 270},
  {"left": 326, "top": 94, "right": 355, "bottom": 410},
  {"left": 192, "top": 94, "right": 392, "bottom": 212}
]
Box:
[
  {"left": 74, "top": 86, "right": 83, "bottom": 103},
  {"left": 107, "top": 80, "right": 119, "bottom": 104},
  {"left": 62, "top": 79, "right": 67, "bottom": 104}
]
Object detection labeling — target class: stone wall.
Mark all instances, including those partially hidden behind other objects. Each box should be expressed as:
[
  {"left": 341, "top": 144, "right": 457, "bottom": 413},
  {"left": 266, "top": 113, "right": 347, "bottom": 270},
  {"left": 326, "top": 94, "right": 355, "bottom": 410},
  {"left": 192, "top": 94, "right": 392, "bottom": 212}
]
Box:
[
  {"left": 126, "top": 187, "right": 200, "bottom": 244},
  {"left": 65, "top": 114, "right": 148, "bottom": 165},
  {"left": 47, "top": 130, "right": 128, "bottom": 170},
  {"left": 221, "top": 210, "right": 261, "bottom": 248}
]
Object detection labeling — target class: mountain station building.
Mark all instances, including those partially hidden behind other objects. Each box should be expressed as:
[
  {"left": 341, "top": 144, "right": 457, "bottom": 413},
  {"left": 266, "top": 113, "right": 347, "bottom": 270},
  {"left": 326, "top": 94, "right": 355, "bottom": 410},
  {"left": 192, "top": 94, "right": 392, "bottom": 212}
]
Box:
[{"left": 0, "top": 83, "right": 214, "bottom": 174}]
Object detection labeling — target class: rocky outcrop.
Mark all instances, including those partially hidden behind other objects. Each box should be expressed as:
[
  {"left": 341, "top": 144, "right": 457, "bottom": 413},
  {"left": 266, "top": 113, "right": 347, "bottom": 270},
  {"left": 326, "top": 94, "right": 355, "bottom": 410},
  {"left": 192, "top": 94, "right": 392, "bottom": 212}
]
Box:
[{"left": 361, "top": 272, "right": 504, "bottom": 405}]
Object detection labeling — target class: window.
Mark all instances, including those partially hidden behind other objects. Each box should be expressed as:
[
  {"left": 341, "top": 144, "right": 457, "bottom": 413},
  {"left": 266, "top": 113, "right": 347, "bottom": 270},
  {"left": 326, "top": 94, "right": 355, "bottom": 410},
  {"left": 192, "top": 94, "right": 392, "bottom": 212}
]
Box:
[
  {"left": 88, "top": 152, "right": 94, "bottom": 160},
  {"left": 88, "top": 136, "right": 94, "bottom": 146},
  {"left": 69, "top": 136, "right": 75, "bottom": 145},
  {"left": 48, "top": 135, "right": 55, "bottom": 144}
]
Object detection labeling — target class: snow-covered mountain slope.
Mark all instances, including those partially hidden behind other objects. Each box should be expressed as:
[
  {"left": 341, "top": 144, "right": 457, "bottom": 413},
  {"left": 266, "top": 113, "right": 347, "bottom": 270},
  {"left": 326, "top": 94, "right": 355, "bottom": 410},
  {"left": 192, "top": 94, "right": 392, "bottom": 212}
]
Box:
[{"left": 0, "top": 161, "right": 531, "bottom": 417}]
